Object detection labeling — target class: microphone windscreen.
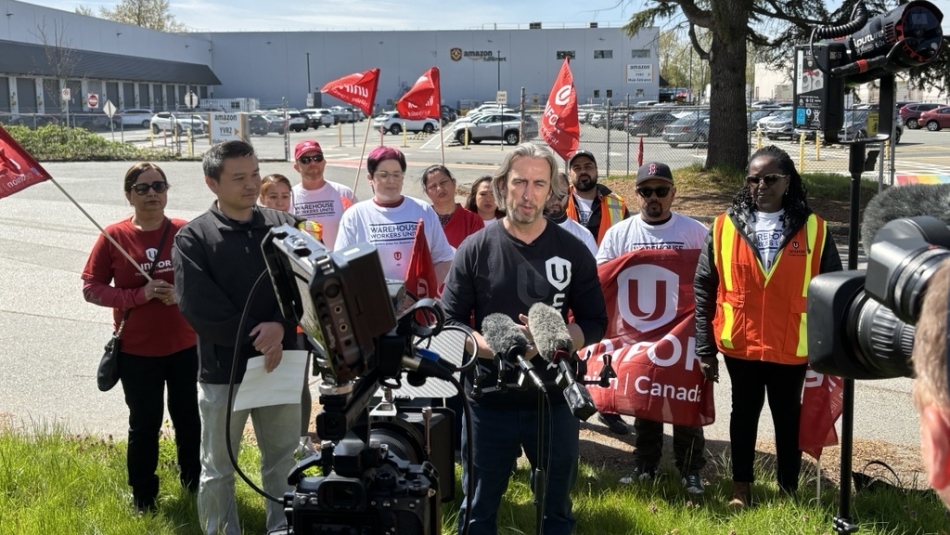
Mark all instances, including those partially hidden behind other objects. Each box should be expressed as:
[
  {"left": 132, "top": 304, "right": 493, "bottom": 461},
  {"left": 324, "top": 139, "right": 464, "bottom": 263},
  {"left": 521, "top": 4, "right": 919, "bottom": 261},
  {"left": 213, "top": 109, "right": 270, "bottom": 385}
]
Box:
[
  {"left": 482, "top": 313, "right": 528, "bottom": 356},
  {"left": 861, "top": 183, "right": 950, "bottom": 253},
  {"left": 527, "top": 303, "right": 572, "bottom": 362}
]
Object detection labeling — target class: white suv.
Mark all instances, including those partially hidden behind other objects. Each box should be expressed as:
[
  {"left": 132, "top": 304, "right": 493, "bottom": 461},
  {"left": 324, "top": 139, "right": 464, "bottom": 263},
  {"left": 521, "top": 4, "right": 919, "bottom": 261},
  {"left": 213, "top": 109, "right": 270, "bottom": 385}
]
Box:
[
  {"left": 373, "top": 112, "right": 440, "bottom": 135},
  {"left": 118, "top": 108, "right": 154, "bottom": 128},
  {"left": 301, "top": 108, "right": 335, "bottom": 128},
  {"left": 149, "top": 112, "right": 207, "bottom": 134}
]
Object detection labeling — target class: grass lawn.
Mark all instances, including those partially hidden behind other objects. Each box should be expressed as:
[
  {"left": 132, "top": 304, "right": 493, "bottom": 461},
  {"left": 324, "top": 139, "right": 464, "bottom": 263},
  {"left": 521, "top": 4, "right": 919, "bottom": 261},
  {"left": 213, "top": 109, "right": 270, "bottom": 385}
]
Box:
[{"left": 0, "top": 422, "right": 946, "bottom": 535}]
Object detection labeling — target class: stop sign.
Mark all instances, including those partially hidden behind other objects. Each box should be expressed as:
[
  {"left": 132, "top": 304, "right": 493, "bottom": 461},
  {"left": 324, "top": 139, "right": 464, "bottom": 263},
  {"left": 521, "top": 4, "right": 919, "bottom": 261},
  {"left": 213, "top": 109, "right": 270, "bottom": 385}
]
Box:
[{"left": 87, "top": 93, "right": 99, "bottom": 108}]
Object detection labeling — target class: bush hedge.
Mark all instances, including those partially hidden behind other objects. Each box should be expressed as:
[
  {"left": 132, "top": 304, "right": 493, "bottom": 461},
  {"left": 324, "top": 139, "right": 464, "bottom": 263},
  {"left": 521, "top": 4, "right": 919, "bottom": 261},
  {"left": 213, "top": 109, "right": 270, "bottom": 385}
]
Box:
[{"left": 4, "top": 124, "right": 178, "bottom": 161}]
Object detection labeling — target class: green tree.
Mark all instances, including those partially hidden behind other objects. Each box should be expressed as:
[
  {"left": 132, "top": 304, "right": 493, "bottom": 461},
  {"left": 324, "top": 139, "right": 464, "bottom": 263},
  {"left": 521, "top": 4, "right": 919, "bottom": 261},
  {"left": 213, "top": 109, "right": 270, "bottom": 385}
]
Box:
[
  {"left": 74, "top": 6, "right": 94, "bottom": 16},
  {"left": 85, "top": 0, "right": 187, "bottom": 32}
]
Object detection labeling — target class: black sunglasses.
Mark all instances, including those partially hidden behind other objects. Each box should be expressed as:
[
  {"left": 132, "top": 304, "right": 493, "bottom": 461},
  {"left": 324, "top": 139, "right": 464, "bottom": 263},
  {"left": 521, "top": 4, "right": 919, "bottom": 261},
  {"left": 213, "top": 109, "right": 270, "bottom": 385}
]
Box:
[
  {"left": 637, "top": 186, "right": 671, "bottom": 198},
  {"left": 298, "top": 155, "right": 324, "bottom": 164},
  {"left": 746, "top": 174, "right": 787, "bottom": 186},
  {"left": 132, "top": 181, "right": 168, "bottom": 195}
]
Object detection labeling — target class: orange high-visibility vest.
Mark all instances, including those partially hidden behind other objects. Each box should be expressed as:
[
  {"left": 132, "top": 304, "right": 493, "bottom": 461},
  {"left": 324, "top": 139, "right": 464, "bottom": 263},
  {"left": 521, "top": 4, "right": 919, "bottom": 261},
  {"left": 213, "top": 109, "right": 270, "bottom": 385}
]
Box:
[
  {"left": 565, "top": 188, "right": 626, "bottom": 244},
  {"left": 711, "top": 212, "right": 826, "bottom": 364}
]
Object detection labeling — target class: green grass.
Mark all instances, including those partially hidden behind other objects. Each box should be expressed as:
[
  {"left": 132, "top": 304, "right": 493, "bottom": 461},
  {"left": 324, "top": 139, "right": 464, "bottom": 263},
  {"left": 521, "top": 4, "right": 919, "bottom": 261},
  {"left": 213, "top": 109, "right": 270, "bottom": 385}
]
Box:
[{"left": 1, "top": 424, "right": 946, "bottom": 535}]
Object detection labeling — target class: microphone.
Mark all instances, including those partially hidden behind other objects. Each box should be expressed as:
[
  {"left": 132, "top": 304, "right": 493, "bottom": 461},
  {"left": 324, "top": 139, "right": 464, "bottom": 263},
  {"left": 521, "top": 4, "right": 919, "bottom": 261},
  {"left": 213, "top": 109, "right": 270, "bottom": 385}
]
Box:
[
  {"left": 482, "top": 313, "right": 547, "bottom": 393},
  {"left": 527, "top": 303, "right": 597, "bottom": 421},
  {"left": 860, "top": 183, "right": 950, "bottom": 254}
]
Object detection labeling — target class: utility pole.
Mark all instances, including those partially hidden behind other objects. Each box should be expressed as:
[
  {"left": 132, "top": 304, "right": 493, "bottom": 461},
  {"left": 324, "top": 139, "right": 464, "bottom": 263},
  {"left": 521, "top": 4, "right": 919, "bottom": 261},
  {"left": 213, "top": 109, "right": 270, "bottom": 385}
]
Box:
[
  {"left": 306, "top": 52, "right": 312, "bottom": 101},
  {"left": 497, "top": 50, "right": 501, "bottom": 92}
]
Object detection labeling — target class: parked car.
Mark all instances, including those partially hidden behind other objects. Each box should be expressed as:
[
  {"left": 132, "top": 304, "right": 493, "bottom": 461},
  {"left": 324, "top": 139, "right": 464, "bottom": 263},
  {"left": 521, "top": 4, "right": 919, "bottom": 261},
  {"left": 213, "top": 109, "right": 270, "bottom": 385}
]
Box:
[
  {"left": 918, "top": 106, "right": 950, "bottom": 131},
  {"left": 625, "top": 111, "right": 678, "bottom": 136},
  {"left": 78, "top": 114, "right": 120, "bottom": 131},
  {"left": 301, "top": 108, "right": 335, "bottom": 128},
  {"left": 330, "top": 106, "right": 354, "bottom": 123},
  {"left": 662, "top": 116, "right": 710, "bottom": 148},
  {"left": 441, "top": 105, "right": 458, "bottom": 122},
  {"left": 349, "top": 107, "right": 367, "bottom": 121},
  {"left": 248, "top": 113, "right": 282, "bottom": 136},
  {"left": 452, "top": 114, "right": 538, "bottom": 145},
  {"left": 149, "top": 112, "right": 207, "bottom": 134},
  {"left": 283, "top": 111, "right": 309, "bottom": 132},
  {"left": 899, "top": 103, "right": 942, "bottom": 129},
  {"left": 117, "top": 108, "right": 154, "bottom": 128},
  {"left": 792, "top": 110, "right": 903, "bottom": 144},
  {"left": 748, "top": 109, "right": 778, "bottom": 130},
  {"left": 758, "top": 110, "right": 794, "bottom": 139},
  {"left": 373, "top": 111, "right": 440, "bottom": 134}
]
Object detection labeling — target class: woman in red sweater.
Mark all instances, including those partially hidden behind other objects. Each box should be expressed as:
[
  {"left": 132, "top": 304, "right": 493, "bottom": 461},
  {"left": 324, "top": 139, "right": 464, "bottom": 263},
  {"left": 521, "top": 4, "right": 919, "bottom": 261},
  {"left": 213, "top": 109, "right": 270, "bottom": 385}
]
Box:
[
  {"left": 423, "top": 164, "right": 484, "bottom": 248},
  {"left": 81, "top": 162, "right": 200, "bottom": 514}
]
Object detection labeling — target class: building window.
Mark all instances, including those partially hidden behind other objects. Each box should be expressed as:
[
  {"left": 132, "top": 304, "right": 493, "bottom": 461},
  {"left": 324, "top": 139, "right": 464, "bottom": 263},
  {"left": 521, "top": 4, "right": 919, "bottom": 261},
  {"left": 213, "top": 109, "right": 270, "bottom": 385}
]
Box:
[
  {"left": 594, "top": 90, "right": 601, "bottom": 98},
  {"left": 606, "top": 90, "right": 613, "bottom": 98},
  {"left": 556, "top": 51, "right": 576, "bottom": 60},
  {"left": 594, "top": 50, "right": 613, "bottom": 59},
  {"left": 631, "top": 49, "right": 651, "bottom": 58}
]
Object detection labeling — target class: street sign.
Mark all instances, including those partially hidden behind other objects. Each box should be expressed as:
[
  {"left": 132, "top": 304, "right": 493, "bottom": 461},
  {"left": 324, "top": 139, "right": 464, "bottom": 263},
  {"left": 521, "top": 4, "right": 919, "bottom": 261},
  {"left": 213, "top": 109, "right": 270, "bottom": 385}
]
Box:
[
  {"left": 103, "top": 100, "right": 117, "bottom": 118},
  {"left": 306, "top": 94, "right": 314, "bottom": 107},
  {"left": 61, "top": 88, "right": 71, "bottom": 101},
  {"left": 496, "top": 90, "right": 508, "bottom": 105},
  {"left": 184, "top": 91, "right": 199, "bottom": 109},
  {"left": 87, "top": 93, "right": 99, "bottom": 108}
]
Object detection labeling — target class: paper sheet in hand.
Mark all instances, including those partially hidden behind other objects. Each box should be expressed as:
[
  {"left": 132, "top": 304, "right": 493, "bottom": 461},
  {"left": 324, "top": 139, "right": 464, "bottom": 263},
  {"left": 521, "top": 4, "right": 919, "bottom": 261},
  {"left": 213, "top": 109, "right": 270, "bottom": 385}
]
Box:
[{"left": 233, "top": 350, "right": 308, "bottom": 411}]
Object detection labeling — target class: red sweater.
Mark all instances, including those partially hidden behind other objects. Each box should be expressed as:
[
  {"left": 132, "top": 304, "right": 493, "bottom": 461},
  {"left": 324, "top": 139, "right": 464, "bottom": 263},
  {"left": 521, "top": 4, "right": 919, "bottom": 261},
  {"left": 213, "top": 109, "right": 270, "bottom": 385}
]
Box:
[
  {"left": 442, "top": 204, "right": 485, "bottom": 248},
  {"left": 82, "top": 217, "right": 196, "bottom": 357}
]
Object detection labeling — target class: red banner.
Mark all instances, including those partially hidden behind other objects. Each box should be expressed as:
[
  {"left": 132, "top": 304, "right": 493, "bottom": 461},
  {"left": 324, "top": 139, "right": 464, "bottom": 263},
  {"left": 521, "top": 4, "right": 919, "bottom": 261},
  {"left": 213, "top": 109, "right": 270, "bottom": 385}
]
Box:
[
  {"left": 320, "top": 68, "right": 380, "bottom": 116},
  {"left": 397, "top": 67, "right": 440, "bottom": 121},
  {"left": 405, "top": 219, "right": 438, "bottom": 299},
  {"left": 800, "top": 367, "right": 843, "bottom": 460},
  {"left": 0, "top": 125, "right": 51, "bottom": 199},
  {"left": 539, "top": 58, "right": 580, "bottom": 161},
  {"left": 582, "top": 249, "right": 715, "bottom": 426}
]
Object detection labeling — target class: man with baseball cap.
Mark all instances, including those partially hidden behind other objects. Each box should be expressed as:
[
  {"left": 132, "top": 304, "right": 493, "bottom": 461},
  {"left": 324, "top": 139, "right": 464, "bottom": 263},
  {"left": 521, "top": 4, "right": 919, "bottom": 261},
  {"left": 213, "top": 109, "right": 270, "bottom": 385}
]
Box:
[
  {"left": 595, "top": 161, "right": 712, "bottom": 495},
  {"left": 289, "top": 140, "right": 357, "bottom": 248},
  {"left": 564, "top": 149, "right": 629, "bottom": 246}
]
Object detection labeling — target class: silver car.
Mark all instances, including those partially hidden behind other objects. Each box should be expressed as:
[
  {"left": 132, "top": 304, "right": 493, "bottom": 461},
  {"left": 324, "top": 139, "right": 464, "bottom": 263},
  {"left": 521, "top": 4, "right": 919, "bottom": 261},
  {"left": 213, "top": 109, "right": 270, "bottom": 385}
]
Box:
[
  {"left": 149, "top": 112, "right": 207, "bottom": 134},
  {"left": 452, "top": 113, "right": 537, "bottom": 145}
]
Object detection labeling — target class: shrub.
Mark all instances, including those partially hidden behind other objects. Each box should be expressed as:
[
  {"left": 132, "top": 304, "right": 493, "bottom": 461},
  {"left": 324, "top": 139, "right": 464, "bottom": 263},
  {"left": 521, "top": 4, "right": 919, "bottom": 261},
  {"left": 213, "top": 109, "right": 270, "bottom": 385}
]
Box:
[{"left": 3, "top": 124, "right": 177, "bottom": 162}]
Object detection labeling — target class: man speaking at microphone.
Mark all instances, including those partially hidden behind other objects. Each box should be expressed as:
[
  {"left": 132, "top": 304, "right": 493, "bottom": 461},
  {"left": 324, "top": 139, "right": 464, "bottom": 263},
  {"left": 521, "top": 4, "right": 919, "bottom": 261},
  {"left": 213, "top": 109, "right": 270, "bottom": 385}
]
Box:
[{"left": 440, "top": 144, "right": 607, "bottom": 535}]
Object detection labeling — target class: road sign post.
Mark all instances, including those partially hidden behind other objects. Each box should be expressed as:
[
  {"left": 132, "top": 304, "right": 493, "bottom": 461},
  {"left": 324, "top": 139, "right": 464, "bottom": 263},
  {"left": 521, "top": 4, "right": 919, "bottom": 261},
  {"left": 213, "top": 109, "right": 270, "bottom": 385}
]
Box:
[
  {"left": 103, "top": 100, "right": 117, "bottom": 142},
  {"left": 184, "top": 92, "right": 199, "bottom": 110}
]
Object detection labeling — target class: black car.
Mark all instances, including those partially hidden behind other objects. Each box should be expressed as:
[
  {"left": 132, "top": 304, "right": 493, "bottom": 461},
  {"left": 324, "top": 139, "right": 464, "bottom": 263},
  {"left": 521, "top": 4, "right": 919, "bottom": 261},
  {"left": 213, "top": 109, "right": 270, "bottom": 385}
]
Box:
[
  {"left": 625, "top": 112, "right": 678, "bottom": 136},
  {"left": 77, "top": 114, "right": 120, "bottom": 131}
]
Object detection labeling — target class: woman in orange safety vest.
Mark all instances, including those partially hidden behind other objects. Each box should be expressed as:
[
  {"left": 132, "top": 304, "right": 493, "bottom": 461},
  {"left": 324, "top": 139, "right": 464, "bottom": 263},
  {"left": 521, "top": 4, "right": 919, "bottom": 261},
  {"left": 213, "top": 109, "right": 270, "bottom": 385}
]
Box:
[{"left": 693, "top": 145, "right": 842, "bottom": 507}]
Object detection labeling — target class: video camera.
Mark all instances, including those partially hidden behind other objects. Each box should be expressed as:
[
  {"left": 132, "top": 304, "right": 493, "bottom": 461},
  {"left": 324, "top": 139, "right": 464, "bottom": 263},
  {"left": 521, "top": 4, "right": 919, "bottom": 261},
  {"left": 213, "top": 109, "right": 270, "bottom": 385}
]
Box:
[
  {"left": 808, "top": 216, "right": 950, "bottom": 379},
  {"left": 792, "top": 1, "right": 943, "bottom": 143},
  {"left": 260, "top": 224, "right": 458, "bottom": 535}
]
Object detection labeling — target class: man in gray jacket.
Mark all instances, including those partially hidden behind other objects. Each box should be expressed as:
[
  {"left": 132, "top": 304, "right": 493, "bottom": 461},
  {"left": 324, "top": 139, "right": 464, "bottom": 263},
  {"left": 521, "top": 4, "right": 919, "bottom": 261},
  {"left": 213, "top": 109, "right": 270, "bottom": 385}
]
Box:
[{"left": 174, "top": 140, "right": 300, "bottom": 535}]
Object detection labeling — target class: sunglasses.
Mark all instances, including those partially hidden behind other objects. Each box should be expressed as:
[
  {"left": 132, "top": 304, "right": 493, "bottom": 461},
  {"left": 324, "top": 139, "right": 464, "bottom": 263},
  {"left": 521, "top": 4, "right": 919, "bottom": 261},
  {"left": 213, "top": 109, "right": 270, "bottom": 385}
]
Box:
[
  {"left": 746, "top": 174, "right": 787, "bottom": 186},
  {"left": 637, "top": 186, "right": 671, "bottom": 198},
  {"left": 298, "top": 155, "right": 324, "bottom": 164},
  {"left": 132, "top": 181, "right": 168, "bottom": 195}
]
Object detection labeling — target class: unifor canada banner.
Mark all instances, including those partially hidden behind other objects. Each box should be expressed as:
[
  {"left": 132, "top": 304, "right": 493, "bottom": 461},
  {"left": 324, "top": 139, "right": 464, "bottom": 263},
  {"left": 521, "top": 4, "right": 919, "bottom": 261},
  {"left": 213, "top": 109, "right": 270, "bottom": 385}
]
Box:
[{"left": 582, "top": 248, "right": 715, "bottom": 426}]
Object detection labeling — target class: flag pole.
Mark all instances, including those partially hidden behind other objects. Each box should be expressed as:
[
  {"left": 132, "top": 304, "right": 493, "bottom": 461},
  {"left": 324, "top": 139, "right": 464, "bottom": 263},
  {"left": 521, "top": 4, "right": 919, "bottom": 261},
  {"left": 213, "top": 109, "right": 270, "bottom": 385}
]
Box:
[
  {"left": 48, "top": 176, "right": 152, "bottom": 280},
  {"left": 353, "top": 117, "right": 373, "bottom": 193}
]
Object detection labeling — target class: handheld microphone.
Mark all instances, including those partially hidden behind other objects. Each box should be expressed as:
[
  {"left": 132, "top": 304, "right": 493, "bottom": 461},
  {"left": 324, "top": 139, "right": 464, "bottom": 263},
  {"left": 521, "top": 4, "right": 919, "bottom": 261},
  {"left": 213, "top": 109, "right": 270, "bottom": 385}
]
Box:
[
  {"left": 482, "top": 313, "right": 548, "bottom": 393},
  {"left": 527, "top": 303, "right": 597, "bottom": 421},
  {"left": 860, "top": 183, "right": 950, "bottom": 254}
]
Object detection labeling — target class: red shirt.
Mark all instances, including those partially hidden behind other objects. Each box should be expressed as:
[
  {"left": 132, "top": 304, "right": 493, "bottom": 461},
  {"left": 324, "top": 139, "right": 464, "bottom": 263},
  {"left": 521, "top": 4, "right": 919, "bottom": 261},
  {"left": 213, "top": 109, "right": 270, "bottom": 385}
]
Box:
[
  {"left": 442, "top": 204, "right": 485, "bottom": 248},
  {"left": 82, "top": 217, "right": 196, "bottom": 357}
]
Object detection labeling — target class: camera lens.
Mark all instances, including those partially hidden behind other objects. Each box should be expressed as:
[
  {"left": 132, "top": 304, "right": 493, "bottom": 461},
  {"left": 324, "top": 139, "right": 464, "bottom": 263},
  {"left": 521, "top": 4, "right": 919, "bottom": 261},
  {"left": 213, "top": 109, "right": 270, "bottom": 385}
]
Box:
[{"left": 848, "top": 293, "right": 917, "bottom": 378}]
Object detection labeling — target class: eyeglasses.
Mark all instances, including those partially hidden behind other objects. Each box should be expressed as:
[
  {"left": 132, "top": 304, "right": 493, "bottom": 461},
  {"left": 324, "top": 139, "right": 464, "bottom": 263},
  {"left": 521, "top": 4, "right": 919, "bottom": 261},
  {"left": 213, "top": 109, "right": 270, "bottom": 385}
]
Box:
[
  {"left": 746, "top": 174, "right": 787, "bottom": 186},
  {"left": 636, "top": 186, "right": 671, "bottom": 198},
  {"left": 132, "top": 181, "right": 169, "bottom": 195},
  {"left": 297, "top": 155, "right": 324, "bottom": 165},
  {"left": 374, "top": 171, "right": 405, "bottom": 182}
]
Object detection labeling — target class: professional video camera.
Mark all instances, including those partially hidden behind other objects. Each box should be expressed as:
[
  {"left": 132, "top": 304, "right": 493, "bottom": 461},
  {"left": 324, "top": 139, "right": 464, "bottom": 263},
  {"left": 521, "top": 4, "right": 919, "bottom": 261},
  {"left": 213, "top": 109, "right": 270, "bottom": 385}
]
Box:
[
  {"left": 260, "top": 224, "right": 460, "bottom": 535},
  {"left": 792, "top": 0, "right": 943, "bottom": 143}
]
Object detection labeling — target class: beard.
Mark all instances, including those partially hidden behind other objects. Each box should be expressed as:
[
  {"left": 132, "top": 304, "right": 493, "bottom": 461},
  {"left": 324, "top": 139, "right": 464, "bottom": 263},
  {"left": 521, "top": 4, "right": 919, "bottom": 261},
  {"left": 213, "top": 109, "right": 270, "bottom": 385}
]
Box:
[
  {"left": 507, "top": 197, "right": 541, "bottom": 225},
  {"left": 573, "top": 173, "right": 597, "bottom": 193},
  {"left": 642, "top": 202, "right": 664, "bottom": 219}
]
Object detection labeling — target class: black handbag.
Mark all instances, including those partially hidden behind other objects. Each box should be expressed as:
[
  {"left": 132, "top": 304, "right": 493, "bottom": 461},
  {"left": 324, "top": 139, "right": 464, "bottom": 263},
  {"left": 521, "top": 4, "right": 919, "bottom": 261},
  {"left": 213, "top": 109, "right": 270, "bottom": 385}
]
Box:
[{"left": 97, "top": 221, "right": 171, "bottom": 392}]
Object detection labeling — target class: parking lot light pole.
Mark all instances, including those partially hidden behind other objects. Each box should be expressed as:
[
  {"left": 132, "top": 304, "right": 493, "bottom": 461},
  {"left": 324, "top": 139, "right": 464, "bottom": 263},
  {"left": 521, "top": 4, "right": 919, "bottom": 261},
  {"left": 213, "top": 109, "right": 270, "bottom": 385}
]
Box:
[
  {"left": 497, "top": 50, "right": 501, "bottom": 92},
  {"left": 306, "top": 52, "right": 312, "bottom": 102}
]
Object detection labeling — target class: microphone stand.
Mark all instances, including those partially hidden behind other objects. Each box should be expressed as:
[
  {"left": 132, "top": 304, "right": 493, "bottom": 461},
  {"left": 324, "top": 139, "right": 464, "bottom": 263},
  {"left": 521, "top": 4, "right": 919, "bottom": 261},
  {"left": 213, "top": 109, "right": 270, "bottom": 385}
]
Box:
[{"left": 535, "top": 388, "right": 546, "bottom": 535}]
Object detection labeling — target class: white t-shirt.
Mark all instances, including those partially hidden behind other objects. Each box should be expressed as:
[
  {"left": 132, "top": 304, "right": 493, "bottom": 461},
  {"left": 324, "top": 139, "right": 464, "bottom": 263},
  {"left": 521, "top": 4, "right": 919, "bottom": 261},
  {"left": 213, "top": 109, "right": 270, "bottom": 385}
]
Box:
[
  {"left": 574, "top": 195, "right": 594, "bottom": 226},
  {"left": 596, "top": 212, "right": 708, "bottom": 264},
  {"left": 334, "top": 196, "right": 455, "bottom": 281},
  {"left": 557, "top": 217, "right": 598, "bottom": 256},
  {"left": 483, "top": 218, "right": 500, "bottom": 227},
  {"left": 753, "top": 210, "right": 785, "bottom": 271},
  {"left": 290, "top": 181, "right": 357, "bottom": 249}
]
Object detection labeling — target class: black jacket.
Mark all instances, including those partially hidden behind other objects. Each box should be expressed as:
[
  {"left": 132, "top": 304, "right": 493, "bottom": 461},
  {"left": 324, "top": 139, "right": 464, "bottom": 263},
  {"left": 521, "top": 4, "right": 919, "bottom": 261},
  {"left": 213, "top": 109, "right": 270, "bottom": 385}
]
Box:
[
  {"left": 570, "top": 183, "right": 630, "bottom": 241},
  {"left": 173, "top": 203, "right": 301, "bottom": 384},
  {"left": 693, "top": 205, "right": 842, "bottom": 360}
]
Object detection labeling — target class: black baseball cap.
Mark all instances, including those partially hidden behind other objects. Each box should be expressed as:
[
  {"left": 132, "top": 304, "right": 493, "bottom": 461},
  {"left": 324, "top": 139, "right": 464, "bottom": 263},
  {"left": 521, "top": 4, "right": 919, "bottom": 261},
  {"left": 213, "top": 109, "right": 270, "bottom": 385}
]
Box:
[
  {"left": 567, "top": 149, "right": 596, "bottom": 168},
  {"left": 636, "top": 162, "right": 674, "bottom": 185}
]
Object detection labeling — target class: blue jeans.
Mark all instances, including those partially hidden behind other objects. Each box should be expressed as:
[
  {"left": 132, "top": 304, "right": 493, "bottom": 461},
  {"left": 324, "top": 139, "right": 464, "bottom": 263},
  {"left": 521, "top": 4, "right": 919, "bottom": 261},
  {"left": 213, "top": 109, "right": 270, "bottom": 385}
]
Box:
[{"left": 458, "top": 402, "right": 580, "bottom": 535}]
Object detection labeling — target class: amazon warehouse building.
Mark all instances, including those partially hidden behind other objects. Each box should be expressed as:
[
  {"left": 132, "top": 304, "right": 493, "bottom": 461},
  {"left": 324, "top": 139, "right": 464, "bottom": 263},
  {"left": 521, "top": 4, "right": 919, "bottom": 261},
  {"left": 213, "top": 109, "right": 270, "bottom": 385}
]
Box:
[{"left": 0, "top": 0, "right": 659, "bottom": 118}]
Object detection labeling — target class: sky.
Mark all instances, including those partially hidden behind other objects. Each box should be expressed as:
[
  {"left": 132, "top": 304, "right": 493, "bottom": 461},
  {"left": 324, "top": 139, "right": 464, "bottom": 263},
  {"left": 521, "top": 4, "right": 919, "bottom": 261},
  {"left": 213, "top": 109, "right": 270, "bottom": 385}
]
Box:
[{"left": 28, "top": 0, "right": 642, "bottom": 32}]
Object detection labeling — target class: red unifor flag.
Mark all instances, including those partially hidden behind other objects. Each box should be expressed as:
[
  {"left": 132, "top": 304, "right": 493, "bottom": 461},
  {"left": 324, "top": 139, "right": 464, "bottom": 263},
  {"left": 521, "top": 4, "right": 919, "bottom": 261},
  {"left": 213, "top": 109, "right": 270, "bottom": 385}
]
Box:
[
  {"left": 540, "top": 58, "right": 580, "bottom": 160},
  {"left": 0, "top": 125, "right": 52, "bottom": 199},
  {"left": 397, "top": 67, "right": 440, "bottom": 121},
  {"left": 582, "top": 249, "right": 715, "bottom": 426},
  {"left": 404, "top": 219, "right": 439, "bottom": 299},
  {"left": 799, "top": 367, "right": 844, "bottom": 460},
  {"left": 320, "top": 68, "right": 380, "bottom": 116}
]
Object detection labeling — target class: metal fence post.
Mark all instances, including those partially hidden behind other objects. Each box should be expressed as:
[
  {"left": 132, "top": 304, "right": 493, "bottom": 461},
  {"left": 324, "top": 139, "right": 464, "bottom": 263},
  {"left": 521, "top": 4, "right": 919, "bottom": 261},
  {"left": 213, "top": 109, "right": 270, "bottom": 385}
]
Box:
[{"left": 605, "top": 99, "right": 611, "bottom": 178}]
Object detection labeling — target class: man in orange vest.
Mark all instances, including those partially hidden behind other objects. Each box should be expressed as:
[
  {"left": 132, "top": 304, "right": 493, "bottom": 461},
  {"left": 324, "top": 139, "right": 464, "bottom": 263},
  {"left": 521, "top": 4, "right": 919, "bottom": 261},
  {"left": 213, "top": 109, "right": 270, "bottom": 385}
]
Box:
[
  {"left": 565, "top": 149, "right": 631, "bottom": 434},
  {"left": 564, "top": 149, "right": 629, "bottom": 246}
]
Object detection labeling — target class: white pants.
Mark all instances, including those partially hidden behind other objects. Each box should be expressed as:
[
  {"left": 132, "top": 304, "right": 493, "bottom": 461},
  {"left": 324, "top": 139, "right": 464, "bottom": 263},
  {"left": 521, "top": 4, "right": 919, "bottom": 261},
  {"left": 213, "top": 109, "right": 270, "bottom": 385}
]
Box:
[{"left": 197, "top": 382, "right": 300, "bottom": 535}]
